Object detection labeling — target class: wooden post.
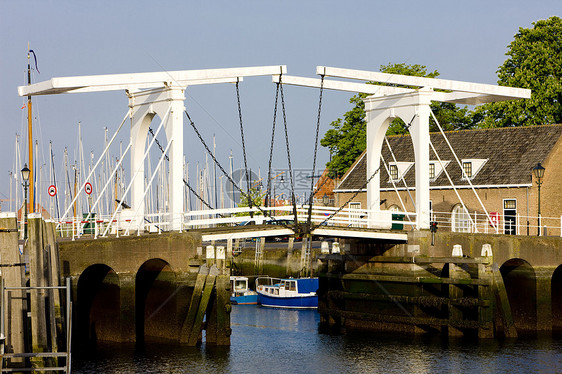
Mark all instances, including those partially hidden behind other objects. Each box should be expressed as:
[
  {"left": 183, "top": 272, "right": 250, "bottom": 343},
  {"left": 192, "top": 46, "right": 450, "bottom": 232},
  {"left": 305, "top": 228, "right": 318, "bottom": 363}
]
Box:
[
  {"left": 492, "top": 267, "right": 518, "bottom": 338},
  {"left": 0, "top": 214, "right": 25, "bottom": 362},
  {"left": 188, "top": 265, "right": 218, "bottom": 346},
  {"left": 448, "top": 263, "right": 464, "bottom": 337},
  {"left": 28, "top": 216, "right": 48, "bottom": 368},
  {"left": 180, "top": 265, "right": 208, "bottom": 344},
  {"left": 286, "top": 237, "right": 294, "bottom": 276},
  {"left": 478, "top": 260, "right": 494, "bottom": 338}
]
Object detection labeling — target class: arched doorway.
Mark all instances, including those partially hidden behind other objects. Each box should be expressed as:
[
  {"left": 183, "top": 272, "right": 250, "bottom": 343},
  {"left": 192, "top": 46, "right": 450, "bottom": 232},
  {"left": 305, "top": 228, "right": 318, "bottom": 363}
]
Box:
[
  {"left": 136, "top": 259, "right": 178, "bottom": 342},
  {"left": 77, "top": 264, "right": 120, "bottom": 344},
  {"left": 551, "top": 265, "right": 562, "bottom": 334},
  {"left": 500, "top": 258, "right": 537, "bottom": 333}
]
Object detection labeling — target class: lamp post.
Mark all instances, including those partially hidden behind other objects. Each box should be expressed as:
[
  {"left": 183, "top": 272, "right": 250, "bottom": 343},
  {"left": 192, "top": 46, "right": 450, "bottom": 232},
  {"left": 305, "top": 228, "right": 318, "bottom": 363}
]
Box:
[
  {"left": 532, "top": 162, "right": 545, "bottom": 236},
  {"left": 21, "top": 164, "right": 30, "bottom": 240},
  {"left": 322, "top": 193, "right": 330, "bottom": 206}
]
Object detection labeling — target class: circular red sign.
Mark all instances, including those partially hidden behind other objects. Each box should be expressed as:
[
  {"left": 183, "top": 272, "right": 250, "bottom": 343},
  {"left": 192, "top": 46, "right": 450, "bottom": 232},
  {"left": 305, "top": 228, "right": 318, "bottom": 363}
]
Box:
[
  {"left": 48, "top": 185, "right": 57, "bottom": 197},
  {"left": 84, "top": 182, "right": 93, "bottom": 195}
]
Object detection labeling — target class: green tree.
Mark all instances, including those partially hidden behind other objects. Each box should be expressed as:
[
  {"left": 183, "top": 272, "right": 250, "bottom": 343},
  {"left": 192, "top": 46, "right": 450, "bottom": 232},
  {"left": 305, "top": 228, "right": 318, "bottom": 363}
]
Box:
[
  {"left": 236, "top": 187, "right": 265, "bottom": 216},
  {"left": 475, "top": 16, "right": 562, "bottom": 127},
  {"left": 320, "top": 63, "right": 473, "bottom": 177}
]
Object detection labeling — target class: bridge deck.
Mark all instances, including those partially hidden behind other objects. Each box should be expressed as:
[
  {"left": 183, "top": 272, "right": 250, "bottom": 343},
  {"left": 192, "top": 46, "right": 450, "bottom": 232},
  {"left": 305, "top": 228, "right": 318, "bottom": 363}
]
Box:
[{"left": 197, "top": 224, "right": 408, "bottom": 242}]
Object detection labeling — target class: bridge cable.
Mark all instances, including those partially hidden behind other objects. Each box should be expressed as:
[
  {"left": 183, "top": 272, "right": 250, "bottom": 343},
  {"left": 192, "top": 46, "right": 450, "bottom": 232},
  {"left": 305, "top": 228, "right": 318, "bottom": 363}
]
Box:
[
  {"left": 147, "top": 127, "right": 221, "bottom": 214},
  {"left": 265, "top": 78, "right": 281, "bottom": 214},
  {"left": 305, "top": 73, "right": 325, "bottom": 233},
  {"left": 235, "top": 79, "right": 253, "bottom": 218},
  {"left": 279, "top": 79, "right": 300, "bottom": 229},
  {"left": 312, "top": 165, "right": 381, "bottom": 230},
  {"left": 184, "top": 109, "right": 294, "bottom": 231},
  {"left": 304, "top": 106, "right": 368, "bottom": 227},
  {"left": 310, "top": 114, "right": 419, "bottom": 230}
]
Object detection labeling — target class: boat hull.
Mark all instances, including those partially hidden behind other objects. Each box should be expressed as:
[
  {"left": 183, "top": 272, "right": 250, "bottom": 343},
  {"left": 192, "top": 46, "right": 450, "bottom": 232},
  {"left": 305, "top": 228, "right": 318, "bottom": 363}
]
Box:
[
  {"left": 257, "top": 291, "right": 318, "bottom": 309},
  {"left": 231, "top": 294, "right": 258, "bottom": 305}
]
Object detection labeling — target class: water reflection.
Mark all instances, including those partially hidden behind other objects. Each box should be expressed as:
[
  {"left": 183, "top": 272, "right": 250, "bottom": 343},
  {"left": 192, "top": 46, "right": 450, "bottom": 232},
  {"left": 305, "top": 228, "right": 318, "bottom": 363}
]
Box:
[{"left": 73, "top": 306, "right": 562, "bottom": 373}]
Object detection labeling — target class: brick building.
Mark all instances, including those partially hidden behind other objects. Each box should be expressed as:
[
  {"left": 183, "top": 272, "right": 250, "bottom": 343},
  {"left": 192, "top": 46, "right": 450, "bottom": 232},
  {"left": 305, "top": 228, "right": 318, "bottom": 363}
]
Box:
[{"left": 334, "top": 124, "right": 562, "bottom": 235}]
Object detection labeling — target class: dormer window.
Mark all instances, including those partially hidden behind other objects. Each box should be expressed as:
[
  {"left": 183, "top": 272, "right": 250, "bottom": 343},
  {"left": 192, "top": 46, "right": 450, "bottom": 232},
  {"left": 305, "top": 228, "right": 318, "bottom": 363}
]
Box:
[
  {"left": 389, "top": 165, "right": 399, "bottom": 180},
  {"left": 429, "top": 163, "right": 435, "bottom": 179},
  {"left": 461, "top": 159, "right": 487, "bottom": 180},
  {"left": 463, "top": 162, "right": 473, "bottom": 178},
  {"left": 387, "top": 162, "right": 414, "bottom": 182},
  {"left": 428, "top": 160, "right": 449, "bottom": 181}
]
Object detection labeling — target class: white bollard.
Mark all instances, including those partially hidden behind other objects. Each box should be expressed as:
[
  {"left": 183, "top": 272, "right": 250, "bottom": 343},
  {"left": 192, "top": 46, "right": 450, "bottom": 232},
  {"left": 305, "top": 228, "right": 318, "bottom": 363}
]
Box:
[
  {"left": 332, "top": 242, "right": 341, "bottom": 254},
  {"left": 216, "top": 246, "right": 226, "bottom": 260},
  {"left": 206, "top": 245, "right": 215, "bottom": 259},
  {"left": 452, "top": 244, "right": 463, "bottom": 257},
  {"left": 321, "top": 241, "right": 330, "bottom": 254},
  {"left": 481, "top": 243, "right": 492, "bottom": 257}
]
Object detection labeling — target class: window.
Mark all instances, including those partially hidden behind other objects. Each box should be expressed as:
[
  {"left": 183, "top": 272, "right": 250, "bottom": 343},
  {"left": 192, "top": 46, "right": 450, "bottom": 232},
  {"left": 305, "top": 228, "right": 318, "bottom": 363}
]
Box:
[
  {"left": 463, "top": 162, "right": 472, "bottom": 179},
  {"left": 461, "top": 158, "right": 487, "bottom": 179},
  {"left": 389, "top": 164, "right": 399, "bottom": 180},
  {"left": 429, "top": 163, "right": 435, "bottom": 179},
  {"left": 451, "top": 204, "right": 471, "bottom": 233},
  {"left": 388, "top": 205, "right": 401, "bottom": 212}
]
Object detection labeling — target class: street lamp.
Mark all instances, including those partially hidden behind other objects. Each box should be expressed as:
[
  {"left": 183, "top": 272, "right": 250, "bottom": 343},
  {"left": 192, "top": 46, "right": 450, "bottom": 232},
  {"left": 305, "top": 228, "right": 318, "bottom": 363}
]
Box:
[
  {"left": 322, "top": 193, "right": 330, "bottom": 206},
  {"left": 21, "top": 164, "right": 30, "bottom": 240},
  {"left": 532, "top": 162, "right": 545, "bottom": 236}
]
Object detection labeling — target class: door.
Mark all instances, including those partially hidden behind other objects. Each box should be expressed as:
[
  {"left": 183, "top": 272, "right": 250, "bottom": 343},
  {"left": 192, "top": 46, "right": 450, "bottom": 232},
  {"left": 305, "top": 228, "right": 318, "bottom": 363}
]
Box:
[{"left": 504, "top": 199, "right": 517, "bottom": 235}]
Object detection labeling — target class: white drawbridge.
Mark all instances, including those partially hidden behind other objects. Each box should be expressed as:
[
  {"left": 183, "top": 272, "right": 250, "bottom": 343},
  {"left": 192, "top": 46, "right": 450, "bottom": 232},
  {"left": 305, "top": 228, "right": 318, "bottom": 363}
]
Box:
[{"left": 19, "top": 65, "right": 530, "bottom": 236}]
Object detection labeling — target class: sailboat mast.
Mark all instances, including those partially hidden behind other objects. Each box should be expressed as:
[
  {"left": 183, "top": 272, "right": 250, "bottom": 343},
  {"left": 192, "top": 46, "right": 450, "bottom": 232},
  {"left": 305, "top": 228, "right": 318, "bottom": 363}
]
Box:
[{"left": 27, "top": 46, "right": 34, "bottom": 213}]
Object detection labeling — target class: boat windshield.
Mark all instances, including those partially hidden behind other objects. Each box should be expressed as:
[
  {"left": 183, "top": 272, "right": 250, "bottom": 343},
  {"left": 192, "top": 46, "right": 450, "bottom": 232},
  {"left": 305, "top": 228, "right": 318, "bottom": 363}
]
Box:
[{"left": 234, "top": 279, "right": 248, "bottom": 291}]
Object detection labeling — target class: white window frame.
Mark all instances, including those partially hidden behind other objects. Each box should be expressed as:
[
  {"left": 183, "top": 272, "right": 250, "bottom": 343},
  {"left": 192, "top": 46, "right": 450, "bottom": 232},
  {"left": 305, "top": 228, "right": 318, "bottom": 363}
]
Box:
[
  {"left": 387, "top": 161, "right": 414, "bottom": 182},
  {"left": 461, "top": 158, "right": 488, "bottom": 180},
  {"left": 451, "top": 204, "right": 471, "bottom": 233}
]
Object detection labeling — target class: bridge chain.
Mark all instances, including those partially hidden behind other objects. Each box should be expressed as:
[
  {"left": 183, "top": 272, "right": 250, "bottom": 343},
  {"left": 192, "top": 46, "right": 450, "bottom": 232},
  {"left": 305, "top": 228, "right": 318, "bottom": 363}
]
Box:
[
  {"left": 312, "top": 166, "right": 381, "bottom": 231},
  {"left": 306, "top": 73, "right": 325, "bottom": 233},
  {"left": 279, "top": 79, "right": 300, "bottom": 228},
  {"left": 147, "top": 126, "right": 220, "bottom": 214},
  {"left": 235, "top": 79, "right": 253, "bottom": 217},
  {"left": 265, "top": 79, "right": 280, "bottom": 212},
  {"left": 184, "top": 109, "right": 295, "bottom": 232}
]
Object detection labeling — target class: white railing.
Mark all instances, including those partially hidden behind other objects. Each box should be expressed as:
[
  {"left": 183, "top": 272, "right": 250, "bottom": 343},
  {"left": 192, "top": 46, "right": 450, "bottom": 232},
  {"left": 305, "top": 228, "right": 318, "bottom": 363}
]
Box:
[
  {"left": 47, "top": 205, "right": 417, "bottom": 239},
  {"left": 431, "top": 210, "right": 562, "bottom": 237},
  {"left": 33, "top": 206, "right": 562, "bottom": 240}
]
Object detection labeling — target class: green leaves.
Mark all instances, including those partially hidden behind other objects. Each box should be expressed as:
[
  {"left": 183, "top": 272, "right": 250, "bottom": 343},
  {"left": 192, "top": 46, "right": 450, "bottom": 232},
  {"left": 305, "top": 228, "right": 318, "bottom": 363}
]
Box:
[
  {"left": 321, "top": 17, "right": 562, "bottom": 178},
  {"left": 477, "top": 16, "right": 562, "bottom": 127}
]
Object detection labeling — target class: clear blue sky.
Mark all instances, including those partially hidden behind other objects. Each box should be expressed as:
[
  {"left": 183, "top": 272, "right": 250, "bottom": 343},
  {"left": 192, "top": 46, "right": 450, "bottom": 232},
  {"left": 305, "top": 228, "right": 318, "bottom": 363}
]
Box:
[{"left": 0, "top": 0, "right": 559, "bottom": 210}]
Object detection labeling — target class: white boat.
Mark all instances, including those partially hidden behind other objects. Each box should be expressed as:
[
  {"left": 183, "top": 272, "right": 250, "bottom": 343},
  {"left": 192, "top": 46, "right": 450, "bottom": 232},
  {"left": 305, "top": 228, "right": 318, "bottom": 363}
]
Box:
[
  {"left": 255, "top": 277, "right": 318, "bottom": 309},
  {"left": 230, "top": 276, "right": 258, "bottom": 305}
]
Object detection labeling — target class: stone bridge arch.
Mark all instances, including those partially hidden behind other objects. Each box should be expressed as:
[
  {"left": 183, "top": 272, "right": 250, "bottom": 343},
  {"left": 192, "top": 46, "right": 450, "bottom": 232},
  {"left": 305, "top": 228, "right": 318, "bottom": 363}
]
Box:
[
  {"left": 135, "top": 258, "right": 186, "bottom": 342},
  {"left": 76, "top": 264, "right": 120, "bottom": 344},
  {"left": 552, "top": 265, "right": 562, "bottom": 334},
  {"left": 500, "top": 258, "right": 537, "bottom": 333}
]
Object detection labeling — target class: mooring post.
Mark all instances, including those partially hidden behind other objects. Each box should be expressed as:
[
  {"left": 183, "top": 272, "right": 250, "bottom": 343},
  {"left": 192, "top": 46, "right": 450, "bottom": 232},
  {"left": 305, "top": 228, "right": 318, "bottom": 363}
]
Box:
[
  {"left": 478, "top": 244, "right": 494, "bottom": 338},
  {"left": 448, "top": 245, "right": 464, "bottom": 337}
]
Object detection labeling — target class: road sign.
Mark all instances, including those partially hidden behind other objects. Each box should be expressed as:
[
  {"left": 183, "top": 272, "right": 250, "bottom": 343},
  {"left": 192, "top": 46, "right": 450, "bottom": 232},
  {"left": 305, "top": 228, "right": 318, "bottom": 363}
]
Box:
[
  {"left": 48, "top": 185, "right": 57, "bottom": 197},
  {"left": 85, "top": 182, "right": 93, "bottom": 195},
  {"left": 489, "top": 211, "right": 499, "bottom": 226}
]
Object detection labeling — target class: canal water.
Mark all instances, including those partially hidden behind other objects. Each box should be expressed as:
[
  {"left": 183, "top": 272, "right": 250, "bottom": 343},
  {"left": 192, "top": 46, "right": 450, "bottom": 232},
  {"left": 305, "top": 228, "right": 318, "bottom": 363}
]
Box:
[{"left": 74, "top": 305, "right": 562, "bottom": 373}]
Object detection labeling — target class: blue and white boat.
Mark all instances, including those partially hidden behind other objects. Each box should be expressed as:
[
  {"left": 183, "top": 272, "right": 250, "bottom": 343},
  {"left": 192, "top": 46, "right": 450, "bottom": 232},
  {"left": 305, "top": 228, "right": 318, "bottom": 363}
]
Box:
[
  {"left": 255, "top": 277, "right": 319, "bottom": 309},
  {"left": 230, "top": 276, "right": 258, "bottom": 305}
]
